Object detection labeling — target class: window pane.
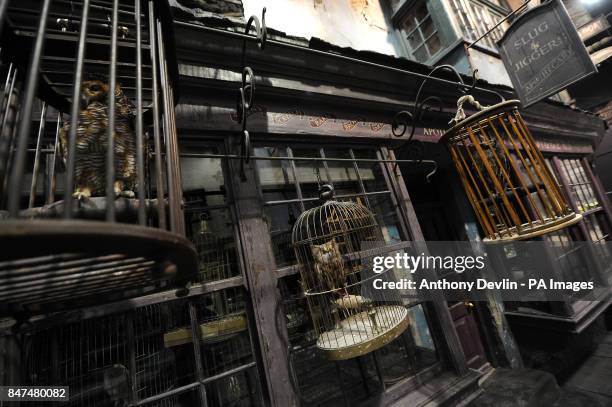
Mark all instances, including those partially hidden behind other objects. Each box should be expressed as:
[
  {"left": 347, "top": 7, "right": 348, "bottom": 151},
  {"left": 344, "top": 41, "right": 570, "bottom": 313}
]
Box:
[
  {"left": 425, "top": 33, "right": 442, "bottom": 56},
  {"left": 413, "top": 45, "right": 429, "bottom": 62},
  {"left": 182, "top": 147, "right": 241, "bottom": 284},
  {"left": 421, "top": 16, "right": 436, "bottom": 38}
]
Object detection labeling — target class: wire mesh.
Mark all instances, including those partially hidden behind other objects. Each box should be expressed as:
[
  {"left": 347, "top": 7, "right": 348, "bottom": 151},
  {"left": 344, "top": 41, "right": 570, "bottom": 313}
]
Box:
[{"left": 11, "top": 288, "right": 262, "bottom": 406}]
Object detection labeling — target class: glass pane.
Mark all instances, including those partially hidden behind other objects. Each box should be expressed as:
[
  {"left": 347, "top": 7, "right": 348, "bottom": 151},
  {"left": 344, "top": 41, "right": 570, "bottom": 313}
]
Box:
[
  {"left": 352, "top": 149, "right": 387, "bottom": 194},
  {"left": 421, "top": 16, "right": 436, "bottom": 38},
  {"left": 414, "top": 2, "right": 428, "bottom": 22},
  {"left": 367, "top": 193, "right": 403, "bottom": 243},
  {"left": 425, "top": 33, "right": 442, "bottom": 56},
  {"left": 188, "top": 208, "right": 241, "bottom": 283},
  {"left": 407, "top": 30, "right": 423, "bottom": 49},
  {"left": 413, "top": 45, "right": 429, "bottom": 62},
  {"left": 181, "top": 146, "right": 240, "bottom": 284},
  {"left": 256, "top": 146, "right": 298, "bottom": 195},
  {"left": 264, "top": 202, "right": 302, "bottom": 267},
  {"left": 321, "top": 148, "right": 363, "bottom": 197},
  {"left": 402, "top": 15, "right": 418, "bottom": 34}
]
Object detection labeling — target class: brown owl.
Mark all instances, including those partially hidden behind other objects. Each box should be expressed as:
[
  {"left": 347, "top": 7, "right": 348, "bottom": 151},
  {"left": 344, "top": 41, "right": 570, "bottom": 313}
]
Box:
[
  {"left": 59, "top": 80, "right": 137, "bottom": 199},
  {"left": 311, "top": 239, "right": 347, "bottom": 294}
]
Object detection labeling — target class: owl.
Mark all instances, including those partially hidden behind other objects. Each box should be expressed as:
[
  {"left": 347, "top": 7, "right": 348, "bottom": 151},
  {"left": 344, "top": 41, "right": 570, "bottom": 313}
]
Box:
[
  {"left": 59, "top": 80, "right": 137, "bottom": 200},
  {"left": 311, "top": 239, "right": 347, "bottom": 294}
]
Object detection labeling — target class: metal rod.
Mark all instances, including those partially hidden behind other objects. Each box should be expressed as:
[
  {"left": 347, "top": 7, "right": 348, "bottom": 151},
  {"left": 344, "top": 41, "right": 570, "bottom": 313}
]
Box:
[
  {"left": 467, "top": 0, "right": 532, "bottom": 49},
  {"left": 174, "top": 20, "right": 510, "bottom": 101},
  {"left": 135, "top": 0, "right": 146, "bottom": 226},
  {"left": 0, "top": 65, "right": 17, "bottom": 200},
  {"left": 0, "top": 63, "right": 13, "bottom": 130},
  {"left": 106, "top": 0, "right": 120, "bottom": 222},
  {"left": 0, "top": 0, "right": 9, "bottom": 35},
  {"left": 28, "top": 102, "right": 48, "bottom": 208},
  {"left": 157, "top": 19, "right": 182, "bottom": 234},
  {"left": 148, "top": 1, "right": 166, "bottom": 230},
  {"left": 178, "top": 152, "right": 438, "bottom": 166},
  {"left": 47, "top": 115, "right": 62, "bottom": 204},
  {"left": 7, "top": 0, "right": 51, "bottom": 217},
  {"left": 64, "top": 0, "right": 90, "bottom": 217},
  {"left": 188, "top": 302, "right": 209, "bottom": 407}
]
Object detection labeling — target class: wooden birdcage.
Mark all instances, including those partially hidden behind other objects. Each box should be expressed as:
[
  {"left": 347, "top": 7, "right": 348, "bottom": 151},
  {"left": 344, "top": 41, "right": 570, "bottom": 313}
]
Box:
[
  {"left": 442, "top": 99, "right": 581, "bottom": 241},
  {"left": 0, "top": 0, "right": 197, "bottom": 318},
  {"left": 291, "top": 186, "right": 409, "bottom": 360}
]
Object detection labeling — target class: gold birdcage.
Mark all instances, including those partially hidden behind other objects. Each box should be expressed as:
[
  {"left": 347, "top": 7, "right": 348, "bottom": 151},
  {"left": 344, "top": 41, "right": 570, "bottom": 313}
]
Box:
[
  {"left": 291, "top": 186, "right": 409, "bottom": 360},
  {"left": 442, "top": 98, "right": 581, "bottom": 241}
]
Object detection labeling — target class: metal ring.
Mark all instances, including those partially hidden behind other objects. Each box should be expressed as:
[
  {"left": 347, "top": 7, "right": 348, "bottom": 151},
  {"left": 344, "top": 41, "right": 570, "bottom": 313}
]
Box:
[
  {"left": 391, "top": 111, "right": 412, "bottom": 138},
  {"left": 242, "top": 67, "right": 255, "bottom": 109}
]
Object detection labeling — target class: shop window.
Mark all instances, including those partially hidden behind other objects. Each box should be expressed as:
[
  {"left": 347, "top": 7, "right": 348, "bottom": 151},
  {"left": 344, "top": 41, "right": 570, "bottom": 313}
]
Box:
[
  {"left": 552, "top": 158, "right": 611, "bottom": 277},
  {"left": 449, "top": 0, "right": 508, "bottom": 49},
  {"left": 556, "top": 159, "right": 599, "bottom": 213},
  {"left": 256, "top": 144, "right": 439, "bottom": 405},
  {"left": 255, "top": 146, "right": 405, "bottom": 268},
  {"left": 181, "top": 145, "right": 241, "bottom": 283},
  {"left": 397, "top": 1, "right": 443, "bottom": 62}
]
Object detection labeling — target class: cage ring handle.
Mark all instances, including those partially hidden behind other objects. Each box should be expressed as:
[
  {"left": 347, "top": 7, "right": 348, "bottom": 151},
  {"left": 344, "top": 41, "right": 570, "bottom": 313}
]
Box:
[{"left": 449, "top": 94, "right": 488, "bottom": 126}]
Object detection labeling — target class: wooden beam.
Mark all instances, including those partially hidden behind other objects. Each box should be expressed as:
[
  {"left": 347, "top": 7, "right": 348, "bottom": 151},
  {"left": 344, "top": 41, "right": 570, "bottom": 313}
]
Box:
[{"left": 224, "top": 135, "right": 298, "bottom": 407}]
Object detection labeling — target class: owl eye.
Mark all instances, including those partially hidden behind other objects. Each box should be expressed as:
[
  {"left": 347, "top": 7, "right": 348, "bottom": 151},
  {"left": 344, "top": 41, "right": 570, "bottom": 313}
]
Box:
[{"left": 90, "top": 84, "right": 101, "bottom": 92}]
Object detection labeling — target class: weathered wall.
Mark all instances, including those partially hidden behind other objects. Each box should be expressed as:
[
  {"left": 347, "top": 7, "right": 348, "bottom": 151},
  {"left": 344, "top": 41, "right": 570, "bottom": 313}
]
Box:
[{"left": 242, "top": 0, "right": 401, "bottom": 55}]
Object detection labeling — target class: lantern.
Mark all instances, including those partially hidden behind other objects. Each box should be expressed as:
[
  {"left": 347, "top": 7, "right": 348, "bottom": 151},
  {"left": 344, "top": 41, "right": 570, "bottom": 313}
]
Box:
[
  {"left": 291, "top": 186, "right": 409, "bottom": 360},
  {"left": 442, "top": 99, "right": 581, "bottom": 241}
]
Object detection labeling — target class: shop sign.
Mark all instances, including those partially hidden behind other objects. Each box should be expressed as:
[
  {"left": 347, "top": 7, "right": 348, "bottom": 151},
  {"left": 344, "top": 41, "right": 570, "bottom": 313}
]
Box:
[
  {"left": 497, "top": 0, "right": 597, "bottom": 107},
  {"left": 578, "top": 15, "right": 610, "bottom": 42}
]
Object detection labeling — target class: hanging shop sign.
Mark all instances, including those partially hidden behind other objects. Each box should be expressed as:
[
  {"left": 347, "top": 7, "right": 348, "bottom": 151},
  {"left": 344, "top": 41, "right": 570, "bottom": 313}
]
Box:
[{"left": 496, "top": 0, "right": 597, "bottom": 107}]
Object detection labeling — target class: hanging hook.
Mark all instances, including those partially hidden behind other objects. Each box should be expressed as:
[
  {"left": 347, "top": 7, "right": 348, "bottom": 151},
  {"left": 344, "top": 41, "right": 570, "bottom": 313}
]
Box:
[
  {"left": 237, "top": 8, "right": 267, "bottom": 181},
  {"left": 391, "top": 63, "right": 505, "bottom": 182}
]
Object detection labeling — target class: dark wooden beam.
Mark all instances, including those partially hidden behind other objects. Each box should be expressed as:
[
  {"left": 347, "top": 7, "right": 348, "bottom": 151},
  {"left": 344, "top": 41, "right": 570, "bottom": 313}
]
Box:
[{"left": 224, "top": 135, "right": 299, "bottom": 407}]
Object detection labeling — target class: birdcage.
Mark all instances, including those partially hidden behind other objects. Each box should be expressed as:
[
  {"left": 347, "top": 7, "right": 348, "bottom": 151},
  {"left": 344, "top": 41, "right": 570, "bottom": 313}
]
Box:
[
  {"left": 441, "top": 98, "right": 581, "bottom": 241},
  {"left": 291, "top": 185, "right": 409, "bottom": 361},
  {"left": 0, "top": 0, "right": 197, "bottom": 318}
]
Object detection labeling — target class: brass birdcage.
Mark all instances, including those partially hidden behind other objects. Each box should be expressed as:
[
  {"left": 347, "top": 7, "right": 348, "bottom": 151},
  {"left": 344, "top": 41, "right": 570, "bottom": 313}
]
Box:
[
  {"left": 291, "top": 186, "right": 409, "bottom": 360},
  {"left": 442, "top": 98, "right": 581, "bottom": 241}
]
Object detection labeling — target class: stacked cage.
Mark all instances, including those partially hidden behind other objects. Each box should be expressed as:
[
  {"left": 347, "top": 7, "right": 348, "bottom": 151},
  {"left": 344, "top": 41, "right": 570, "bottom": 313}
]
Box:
[
  {"left": 442, "top": 99, "right": 581, "bottom": 241},
  {"left": 0, "top": 0, "right": 197, "bottom": 317},
  {"left": 292, "top": 186, "right": 409, "bottom": 361}
]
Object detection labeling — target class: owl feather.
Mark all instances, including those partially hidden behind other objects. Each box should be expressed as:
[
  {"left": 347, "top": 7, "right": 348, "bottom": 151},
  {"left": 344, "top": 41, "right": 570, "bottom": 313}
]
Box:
[{"left": 59, "top": 80, "right": 138, "bottom": 200}]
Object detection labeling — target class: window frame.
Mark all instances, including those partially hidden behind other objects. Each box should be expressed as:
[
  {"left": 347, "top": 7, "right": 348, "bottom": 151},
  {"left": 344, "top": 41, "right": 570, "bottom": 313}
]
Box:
[{"left": 392, "top": 0, "right": 446, "bottom": 63}]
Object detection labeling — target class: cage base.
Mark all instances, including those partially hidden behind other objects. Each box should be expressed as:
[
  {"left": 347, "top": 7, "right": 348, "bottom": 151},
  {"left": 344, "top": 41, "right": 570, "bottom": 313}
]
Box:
[
  {"left": 0, "top": 220, "right": 198, "bottom": 318},
  {"left": 483, "top": 213, "right": 582, "bottom": 243},
  {"left": 316, "top": 305, "right": 409, "bottom": 360}
]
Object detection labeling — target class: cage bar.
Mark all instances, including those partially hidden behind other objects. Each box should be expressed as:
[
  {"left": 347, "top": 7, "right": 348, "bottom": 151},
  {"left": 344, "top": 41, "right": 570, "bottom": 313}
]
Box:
[{"left": 441, "top": 100, "right": 581, "bottom": 241}]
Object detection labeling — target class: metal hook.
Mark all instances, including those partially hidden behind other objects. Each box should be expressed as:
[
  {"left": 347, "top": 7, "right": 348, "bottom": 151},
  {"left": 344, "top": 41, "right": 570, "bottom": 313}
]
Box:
[
  {"left": 237, "top": 8, "right": 267, "bottom": 182},
  {"left": 390, "top": 63, "right": 507, "bottom": 182},
  {"left": 425, "top": 160, "right": 438, "bottom": 183}
]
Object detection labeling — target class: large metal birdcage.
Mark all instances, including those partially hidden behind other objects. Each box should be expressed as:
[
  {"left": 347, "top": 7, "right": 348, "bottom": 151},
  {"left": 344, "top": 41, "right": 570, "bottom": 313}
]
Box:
[
  {"left": 291, "top": 185, "right": 409, "bottom": 361},
  {"left": 0, "top": 0, "right": 197, "bottom": 318}
]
